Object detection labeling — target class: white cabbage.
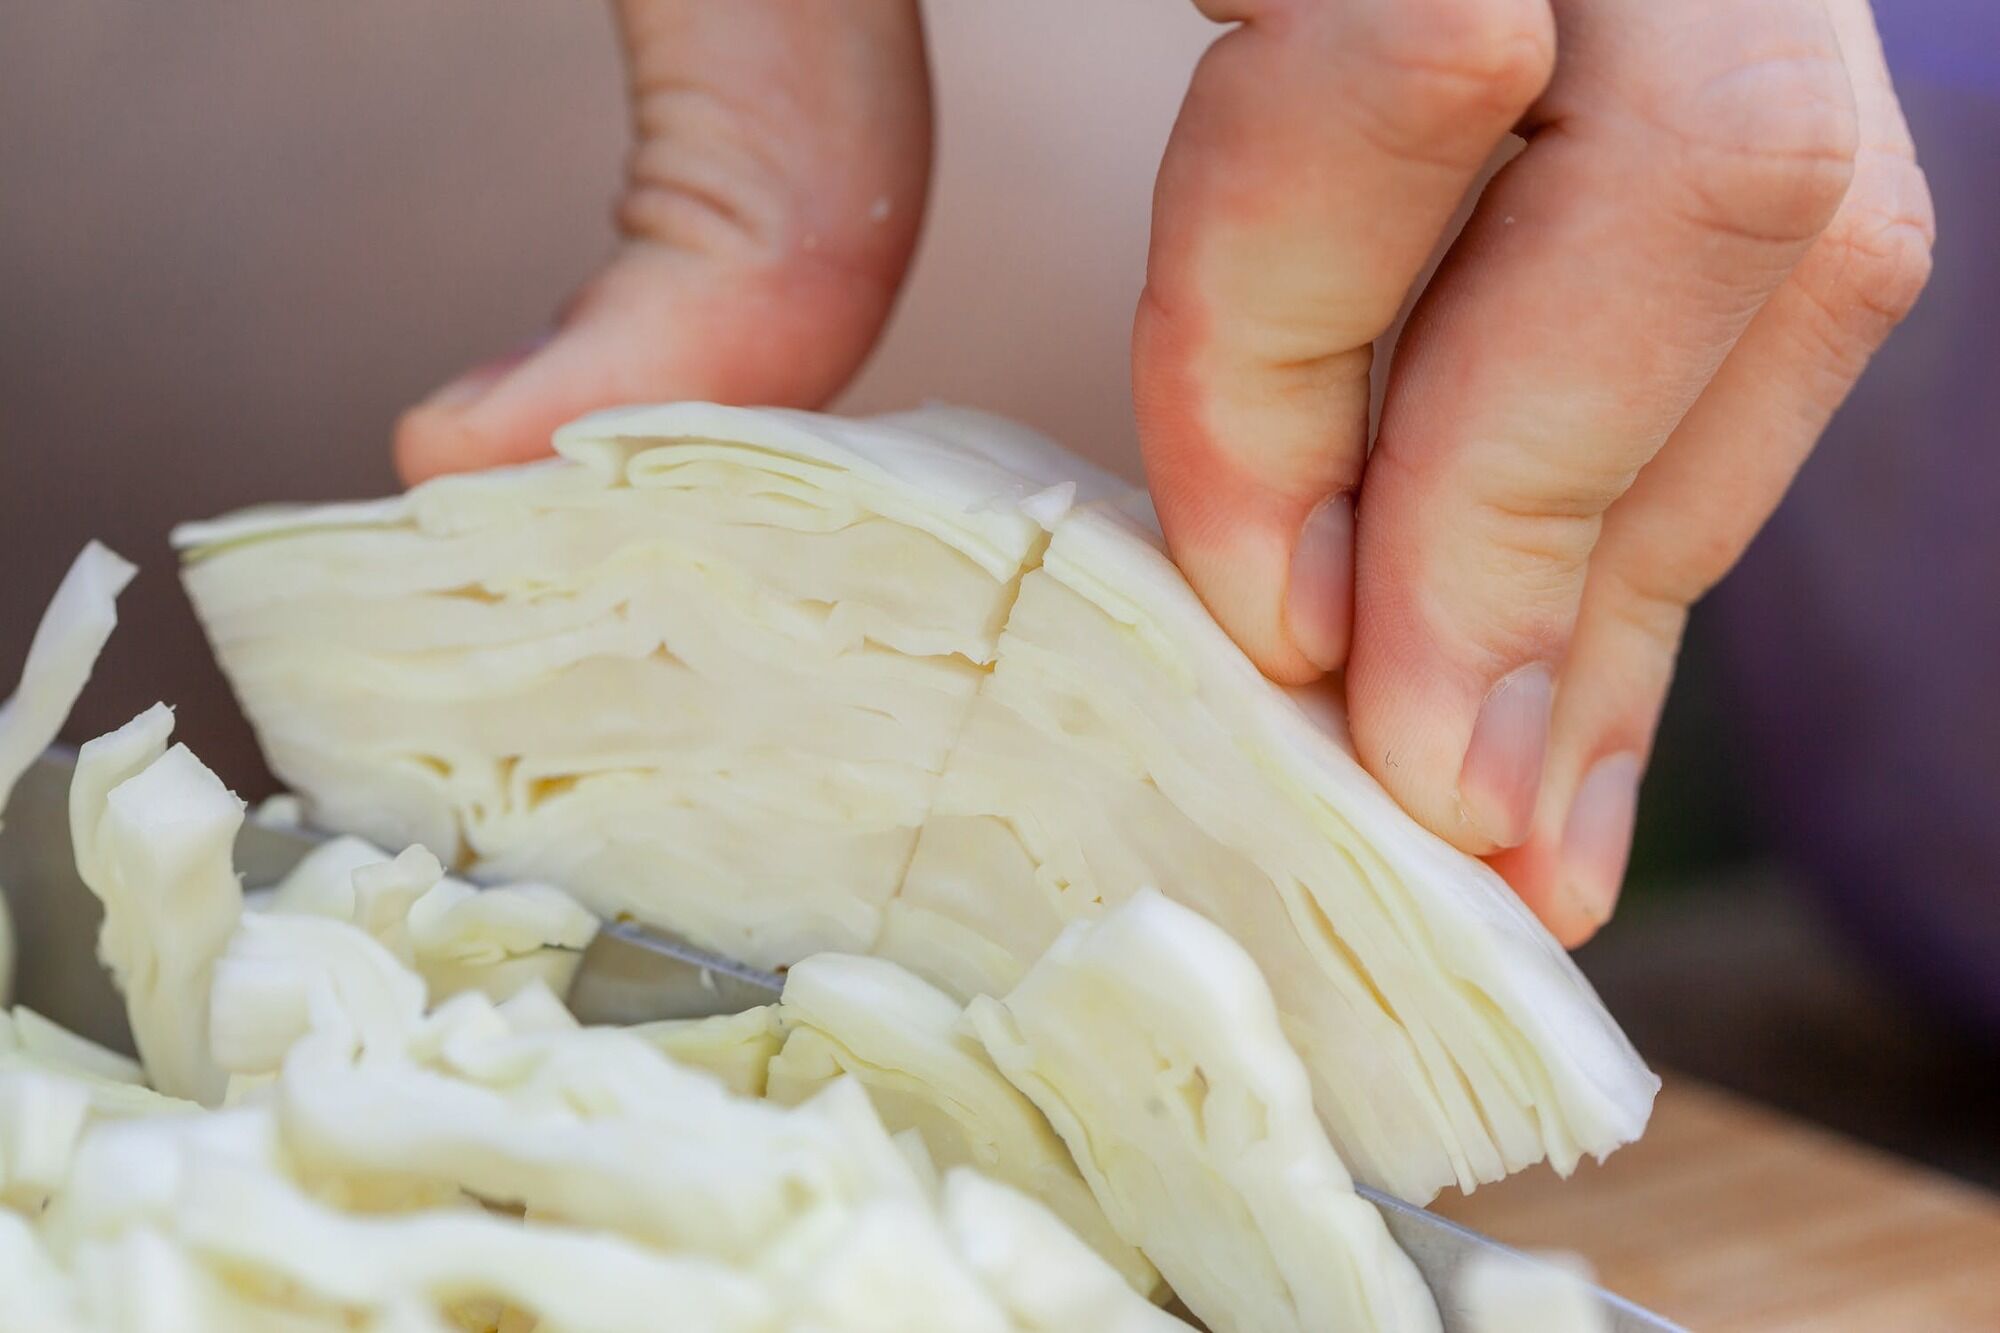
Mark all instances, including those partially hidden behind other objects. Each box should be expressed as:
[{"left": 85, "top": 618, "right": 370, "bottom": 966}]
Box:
[
  {"left": 0, "top": 1007, "right": 144, "bottom": 1088},
  {"left": 0, "top": 543, "right": 136, "bottom": 821},
  {"left": 177, "top": 402, "right": 1655, "bottom": 1199},
  {"left": 9, "top": 862, "right": 1186, "bottom": 1330},
  {"left": 767, "top": 951, "right": 1156, "bottom": 1296},
  {"left": 629, "top": 1005, "right": 782, "bottom": 1098},
  {"left": 0, "top": 542, "right": 137, "bottom": 1005},
  {"left": 256, "top": 837, "right": 599, "bottom": 1005},
  {"left": 69, "top": 707, "right": 242, "bottom": 1104},
  {"left": 965, "top": 890, "right": 1440, "bottom": 1333},
  {"left": 0, "top": 1007, "right": 195, "bottom": 1215},
  {"left": 1459, "top": 1251, "right": 1611, "bottom": 1333},
  {"left": 940, "top": 1170, "right": 1188, "bottom": 1333}
]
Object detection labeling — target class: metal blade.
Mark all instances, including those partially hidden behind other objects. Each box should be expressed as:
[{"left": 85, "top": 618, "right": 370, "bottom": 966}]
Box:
[
  {"left": 1, "top": 747, "right": 1682, "bottom": 1331},
  {"left": 1363, "top": 1185, "right": 1685, "bottom": 1331},
  {"left": 566, "top": 918, "right": 786, "bottom": 1025}
]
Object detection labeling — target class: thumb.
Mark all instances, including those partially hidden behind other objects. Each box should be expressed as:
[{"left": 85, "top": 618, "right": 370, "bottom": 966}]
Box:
[{"left": 396, "top": 0, "right": 931, "bottom": 484}]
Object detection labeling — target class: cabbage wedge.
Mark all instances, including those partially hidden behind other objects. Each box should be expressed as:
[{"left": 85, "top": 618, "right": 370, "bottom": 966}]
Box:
[{"left": 177, "top": 402, "right": 1657, "bottom": 1201}]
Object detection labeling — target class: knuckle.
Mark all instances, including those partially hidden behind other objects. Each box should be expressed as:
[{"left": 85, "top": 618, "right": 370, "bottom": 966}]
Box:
[
  {"left": 1465, "top": 500, "right": 1603, "bottom": 601},
  {"left": 1598, "top": 560, "right": 1696, "bottom": 651},
  {"left": 1795, "top": 153, "right": 1936, "bottom": 350},
  {"left": 1669, "top": 48, "right": 1860, "bottom": 246},
  {"left": 620, "top": 82, "right": 798, "bottom": 261},
  {"left": 1355, "top": 0, "right": 1556, "bottom": 131}
]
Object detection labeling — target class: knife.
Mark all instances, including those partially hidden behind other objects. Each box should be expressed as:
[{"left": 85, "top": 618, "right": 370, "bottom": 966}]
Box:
[{"left": 1, "top": 748, "right": 1681, "bottom": 1332}]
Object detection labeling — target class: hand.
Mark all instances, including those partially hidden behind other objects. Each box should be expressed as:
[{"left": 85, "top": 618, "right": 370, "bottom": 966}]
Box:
[{"left": 396, "top": 0, "right": 1933, "bottom": 948}]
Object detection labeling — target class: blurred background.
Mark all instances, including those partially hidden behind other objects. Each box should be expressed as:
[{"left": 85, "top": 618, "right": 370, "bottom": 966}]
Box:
[{"left": 2, "top": 0, "right": 1993, "bottom": 1186}]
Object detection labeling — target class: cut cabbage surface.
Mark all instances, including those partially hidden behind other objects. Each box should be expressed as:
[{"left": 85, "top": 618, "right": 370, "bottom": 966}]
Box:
[
  {"left": 177, "top": 402, "right": 1657, "bottom": 1200},
  {"left": 967, "top": 890, "right": 1439, "bottom": 1333},
  {"left": 766, "top": 951, "right": 1155, "bottom": 1296}
]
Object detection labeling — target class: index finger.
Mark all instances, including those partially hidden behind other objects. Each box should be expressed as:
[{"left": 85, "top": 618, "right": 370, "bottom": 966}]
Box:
[{"left": 1134, "top": 0, "right": 1555, "bottom": 682}]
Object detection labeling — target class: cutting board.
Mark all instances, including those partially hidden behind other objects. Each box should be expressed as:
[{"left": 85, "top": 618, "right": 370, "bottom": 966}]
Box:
[{"left": 1434, "top": 1077, "right": 2000, "bottom": 1331}]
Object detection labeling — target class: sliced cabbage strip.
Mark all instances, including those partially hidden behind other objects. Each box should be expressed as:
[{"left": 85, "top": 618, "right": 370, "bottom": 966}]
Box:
[
  {"left": 9, "top": 848, "right": 1186, "bottom": 1329},
  {"left": 257, "top": 837, "right": 600, "bottom": 1005},
  {"left": 69, "top": 706, "right": 242, "bottom": 1104},
  {"left": 766, "top": 951, "right": 1156, "bottom": 1295},
  {"left": 1458, "top": 1251, "right": 1611, "bottom": 1333},
  {"left": 0, "top": 542, "right": 137, "bottom": 1006},
  {"left": 177, "top": 401, "right": 1656, "bottom": 1199},
  {"left": 966, "top": 890, "right": 1440, "bottom": 1333},
  {"left": 630, "top": 1005, "right": 782, "bottom": 1098},
  {"left": 0, "top": 542, "right": 136, "bottom": 820}
]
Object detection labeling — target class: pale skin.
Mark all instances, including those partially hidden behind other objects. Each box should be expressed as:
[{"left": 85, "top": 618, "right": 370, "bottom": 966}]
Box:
[{"left": 396, "top": 0, "right": 1934, "bottom": 948}]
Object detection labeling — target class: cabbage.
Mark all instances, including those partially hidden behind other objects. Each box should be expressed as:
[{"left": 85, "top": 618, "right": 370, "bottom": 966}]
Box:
[
  {"left": 629, "top": 1006, "right": 781, "bottom": 1098},
  {"left": 767, "top": 952, "right": 1156, "bottom": 1296},
  {"left": 1459, "top": 1251, "right": 1611, "bottom": 1333},
  {"left": 256, "top": 837, "right": 599, "bottom": 1005},
  {"left": 966, "top": 890, "right": 1439, "bottom": 1333},
  {"left": 0, "top": 543, "right": 135, "bottom": 821},
  {"left": 178, "top": 403, "right": 1655, "bottom": 1200},
  {"left": 0, "top": 542, "right": 137, "bottom": 1006},
  {"left": 69, "top": 707, "right": 242, "bottom": 1104},
  {"left": 7, "top": 787, "right": 1185, "bottom": 1331},
  {"left": 0, "top": 1007, "right": 144, "bottom": 1088}
]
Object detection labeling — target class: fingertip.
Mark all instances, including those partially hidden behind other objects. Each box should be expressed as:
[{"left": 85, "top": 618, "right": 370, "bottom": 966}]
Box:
[
  {"left": 392, "top": 386, "right": 556, "bottom": 485},
  {"left": 394, "top": 335, "right": 563, "bottom": 483},
  {"left": 1487, "top": 840, "right": 1609, "bottom": 948},
  {"left": 1174, "top": 523, "right": 1325, "bottom": 686},
  {"left": 1284, "top": 492, "right": 1354, "bottom": 673}
]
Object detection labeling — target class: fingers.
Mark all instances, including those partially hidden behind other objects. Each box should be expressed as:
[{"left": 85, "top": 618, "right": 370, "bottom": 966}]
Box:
[
  {"left": 396, "top": 0, "right": 931, "bottom": 484},
  {"left": 1491, "top": 0, "right": 1935, "bottom": 943},
  {"left": 1346, "top": 0, "right": 1861, "bottom": 853},
  {"left": 1134, "top": 0, "right": 1555, "bottom": 681}
]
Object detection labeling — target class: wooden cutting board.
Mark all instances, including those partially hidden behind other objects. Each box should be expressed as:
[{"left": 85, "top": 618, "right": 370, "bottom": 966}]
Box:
[{"left": 1433, "top": 1077, "right": 2000, "bottom": 1331}]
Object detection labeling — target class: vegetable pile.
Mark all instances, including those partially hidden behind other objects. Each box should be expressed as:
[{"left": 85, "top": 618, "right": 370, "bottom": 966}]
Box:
[{"left": 0, "top": 403, "right": 1650, "bottom": 1331}]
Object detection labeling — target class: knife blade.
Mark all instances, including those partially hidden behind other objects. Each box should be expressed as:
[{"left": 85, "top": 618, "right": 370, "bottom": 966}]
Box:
[{"left": 1, "top": 747, "right": 1682, "bottom": 1331}]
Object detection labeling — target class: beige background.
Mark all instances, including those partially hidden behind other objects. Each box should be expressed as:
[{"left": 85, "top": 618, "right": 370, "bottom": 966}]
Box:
[{"left": 0, "top": 2, "right": 1214, "bottom": 786}]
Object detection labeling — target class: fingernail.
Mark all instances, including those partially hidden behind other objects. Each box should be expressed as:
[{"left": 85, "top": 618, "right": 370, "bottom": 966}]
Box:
[
  {"left": 1457, "top": 663, "right": 1554, "bottom": 848},
  {"left": 1560, "top": 751, "right": 1643, "bottom": 926},
  {"left": 1285, "top": 493, "right": 1354, "bottom": 672},
  {"left": 424, "top": 332, "right": 552, "bottom": 410}
]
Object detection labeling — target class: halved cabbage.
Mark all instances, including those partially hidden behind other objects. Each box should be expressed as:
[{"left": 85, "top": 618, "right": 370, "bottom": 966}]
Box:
[{"left": 177, "top": 402, "right": 1656, "bottom": 1200}]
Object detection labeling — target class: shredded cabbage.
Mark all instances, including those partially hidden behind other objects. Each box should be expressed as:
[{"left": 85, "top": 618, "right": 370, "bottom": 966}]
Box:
[
  {"left": 4, "top": 718, "right": 1188, "bottom": 1331},
  {"left": 0, "top": 542, "right": 137, "bottom": 1007},
  {"left": 629, "top": 1006, "right": 782, "bottom": 1098},
  {"left": 1459, "top": 1251, "right": 1611, "bottom": 1333},
  {"left": 0, "top": 543, "right": 136, "bottom": 820},
  {"left": 70, "top": 707, "right": 241, "bottom": 1104},
  {"left": 966, "top": 890, "right": 1440, "bottom": 1333},
  {"left": 256, "top": 838, "right": 599, "bottom": 1006},
  {"left": 768, "top": 952, "right": 1156, "bottom": 1296}
]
